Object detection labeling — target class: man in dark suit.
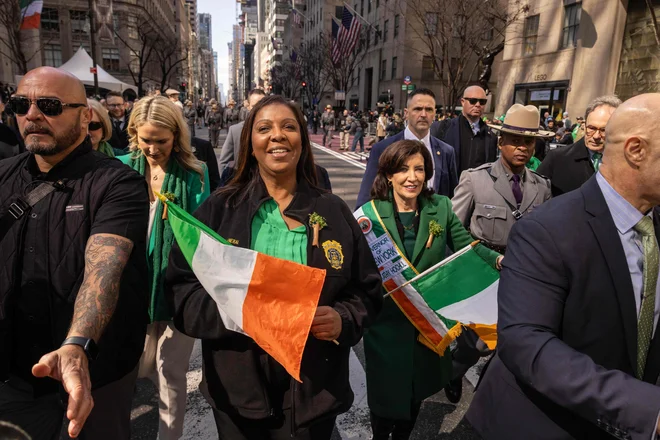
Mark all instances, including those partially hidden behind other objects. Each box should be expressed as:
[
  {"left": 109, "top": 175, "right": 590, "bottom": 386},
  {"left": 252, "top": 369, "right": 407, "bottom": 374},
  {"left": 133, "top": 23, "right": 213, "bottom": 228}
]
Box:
[
  {"left": 467, "top": 93, "right": 660, "bottom": 440},
  {"left": 106, "top": 91, "right": 130, "bottom": 153},
  {"left": 537, "top": 95, "right": 622, "bottom": 197},
  {"left": 431, "top": 86, "right": 498, "bottom": 177},
  {"left": 356, "top": 88, "right": 457, "bottom": 208},
  {"left": 191, "top": 137, "right": 221, "bottom": 192}
]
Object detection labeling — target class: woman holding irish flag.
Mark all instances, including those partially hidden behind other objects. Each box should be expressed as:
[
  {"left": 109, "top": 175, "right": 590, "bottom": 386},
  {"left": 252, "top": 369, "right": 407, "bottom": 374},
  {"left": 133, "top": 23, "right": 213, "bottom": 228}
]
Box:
[
  {"left": 117, "top": 96, "right": 209, "bottom": 440},
  {"left": 357, "top": 140, "right": 502, "bottom": 440},
  {"left": 165, "top": 95, "right": 382, "bottom": 440}
]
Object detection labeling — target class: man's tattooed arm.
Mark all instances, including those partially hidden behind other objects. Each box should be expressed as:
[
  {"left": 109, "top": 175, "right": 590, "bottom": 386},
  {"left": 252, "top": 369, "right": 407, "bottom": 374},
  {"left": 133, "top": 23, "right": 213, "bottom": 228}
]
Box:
[{"left": 68, "top": 233, "right": 134, "bottom": 341}]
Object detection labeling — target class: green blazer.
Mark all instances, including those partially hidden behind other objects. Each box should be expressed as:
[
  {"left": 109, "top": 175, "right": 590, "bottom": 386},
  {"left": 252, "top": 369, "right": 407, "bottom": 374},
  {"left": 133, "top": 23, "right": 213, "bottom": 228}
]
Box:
[{"left": 364, "top": 194, "right": 500, "bottom": 420}]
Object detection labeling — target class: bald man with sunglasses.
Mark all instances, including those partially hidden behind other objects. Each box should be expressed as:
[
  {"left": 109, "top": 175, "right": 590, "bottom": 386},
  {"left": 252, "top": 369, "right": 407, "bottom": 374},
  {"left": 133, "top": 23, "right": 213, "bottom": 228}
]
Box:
[
  {"left": 0, "top": 67, "right": 149, "bottom": 440},
  {"left": 431, "top": 86, "right": 499, "bottom": 178}
]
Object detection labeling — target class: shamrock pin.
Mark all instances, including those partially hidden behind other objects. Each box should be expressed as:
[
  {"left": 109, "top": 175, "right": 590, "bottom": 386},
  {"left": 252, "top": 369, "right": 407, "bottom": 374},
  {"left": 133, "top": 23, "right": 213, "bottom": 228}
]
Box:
[
  {"left": 308, "top": 212, "right": 327, "bottom": 248},
  {"left": 426, "top": 220, "right": 444, "bottom": 249}
]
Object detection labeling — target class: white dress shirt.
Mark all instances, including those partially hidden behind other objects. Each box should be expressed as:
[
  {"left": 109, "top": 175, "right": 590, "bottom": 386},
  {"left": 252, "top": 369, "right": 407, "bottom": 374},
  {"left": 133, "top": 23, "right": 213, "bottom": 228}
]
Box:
[{"left": 404, "top": 126, "right": 435, "bottom": 188}]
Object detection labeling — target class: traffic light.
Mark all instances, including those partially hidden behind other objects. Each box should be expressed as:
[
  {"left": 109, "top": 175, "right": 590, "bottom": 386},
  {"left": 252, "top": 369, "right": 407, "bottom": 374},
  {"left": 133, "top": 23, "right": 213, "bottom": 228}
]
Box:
[
  {"left": 301, "top": 81, "right": 307, "bottom": 89},
  {"left": 180, "top": 82, "right": 187, "bottom": 91}
]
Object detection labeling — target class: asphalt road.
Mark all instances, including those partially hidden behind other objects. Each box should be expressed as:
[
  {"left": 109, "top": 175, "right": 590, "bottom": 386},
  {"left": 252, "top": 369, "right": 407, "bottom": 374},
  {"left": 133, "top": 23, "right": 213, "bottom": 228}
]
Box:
[{"left": 129, "top": 125, "right": 482, "bottom": 439}]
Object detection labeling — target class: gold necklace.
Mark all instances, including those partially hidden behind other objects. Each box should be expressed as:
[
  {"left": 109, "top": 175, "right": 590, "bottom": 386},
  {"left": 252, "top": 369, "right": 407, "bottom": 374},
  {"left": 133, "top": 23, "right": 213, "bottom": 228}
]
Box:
[{"left": 400, "top": 210, "right": 418, "bottom": 231}]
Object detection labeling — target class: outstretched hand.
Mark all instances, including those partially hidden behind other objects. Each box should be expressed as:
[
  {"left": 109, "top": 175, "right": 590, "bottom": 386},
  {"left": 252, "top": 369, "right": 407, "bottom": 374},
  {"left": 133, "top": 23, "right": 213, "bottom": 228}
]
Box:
[{"left": 32, "top": 345, "right": 94, "bottom": 438}]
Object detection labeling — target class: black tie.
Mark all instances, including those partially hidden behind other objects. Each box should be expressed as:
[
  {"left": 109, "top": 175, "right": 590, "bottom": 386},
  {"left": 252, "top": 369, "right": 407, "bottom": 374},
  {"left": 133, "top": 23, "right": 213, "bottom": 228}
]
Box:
[{"left": 114, "top": 120, "right": 122, "bottom": 132}]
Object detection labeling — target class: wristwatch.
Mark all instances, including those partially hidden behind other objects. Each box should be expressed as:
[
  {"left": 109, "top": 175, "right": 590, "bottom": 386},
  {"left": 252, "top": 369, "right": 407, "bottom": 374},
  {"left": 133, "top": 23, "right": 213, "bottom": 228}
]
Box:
[{"left": 61, "top": 337, "right": 99, "bottom": 361}]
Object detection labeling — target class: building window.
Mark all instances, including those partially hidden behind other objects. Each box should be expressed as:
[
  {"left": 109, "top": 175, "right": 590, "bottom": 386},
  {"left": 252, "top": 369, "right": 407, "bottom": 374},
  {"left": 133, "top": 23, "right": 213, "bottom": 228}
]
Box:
[
  {"left": 128, "top": 14, "right": 138, "bottom": 39},
  {"left": 113, "top": 12, "right": 119, "bottom": 33},
  {"left": 380, "top": 59, "right": 387, "bottom": 80},
  {"left": 422, "top": 56, "right": 435, "bottom": 80},
  {"left": 130, "top": 52, "right": 140, "bottom": 73},
  {"left": 425, "top": 13, "right": 438, "bottom": 36},
  {"left": 376, "top": 0, "right": 379, "bottom": 7},
  {"left": 335, "top": 6, "right": 342, "bottom": 19},
  {"left": 41, "top": 8, "right": 59, "bottom": 32},
  {"left": 453, "top": 15, "right": 466, "bottom": 38},
  {"left": 368, "top": 0, "right": 371, "bottom": 13},
  {"left": 360, "top": 0, "right": 364, "bottom": 16},
  {"left": 394, "top": 15, "right": 400, "bottom": 39},
  {"left": 375, "top": 24, "right": 380, "bottom": 45},
  {"left": 43, "top": 44, "right": 62, "bottom": 67},
  {"left": 70, "top": 10, "right": 89, "bottom": 35},
  {"left": 391, "top": 56, "right": 397, "bottom": 79},
  {"left": 523, "top": 14, "right": 540, "bottom": 56},
  {"left": 102, "top": 47, "right": 120, "bottom": 71},
  {"left": 383, "top": 19, "right": 389, "bottom": 41},
  {"left": 561, "top": 3, "right": 581, "bottom": 48},
  {"left": 366, "top": 28, "right": 370, "bottom": 48}
]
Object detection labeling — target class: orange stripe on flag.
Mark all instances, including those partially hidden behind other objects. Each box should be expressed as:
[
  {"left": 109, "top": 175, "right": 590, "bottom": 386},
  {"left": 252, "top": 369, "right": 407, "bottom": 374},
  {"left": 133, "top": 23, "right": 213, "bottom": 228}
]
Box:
[
  {"left": 391, "top": 290, "right": 444, "bottom": 347},
  {"left": 242, "top": 253, "right": 326, "bottom": 382},
  {"left": 20, "top": 13, "right": 41, "bottom": 30},
  {"left": 383, "top": 279, "right": 398, "bottom": 292}
]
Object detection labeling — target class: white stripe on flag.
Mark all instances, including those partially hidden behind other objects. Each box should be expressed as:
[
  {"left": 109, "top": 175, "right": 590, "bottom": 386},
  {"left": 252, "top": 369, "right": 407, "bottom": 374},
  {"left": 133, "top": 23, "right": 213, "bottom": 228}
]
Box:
[
  {"left": 436, "top": 280, "right": 499, "bottom": 325},
  {"left": 22, "top": 0, "right": 43, "bottom": 15},
  {"left": 395, "top": 274, "right": 449, "bottom": 335},
  {"left": 191, "top": 231, "right": 256, "bottom": 333}
]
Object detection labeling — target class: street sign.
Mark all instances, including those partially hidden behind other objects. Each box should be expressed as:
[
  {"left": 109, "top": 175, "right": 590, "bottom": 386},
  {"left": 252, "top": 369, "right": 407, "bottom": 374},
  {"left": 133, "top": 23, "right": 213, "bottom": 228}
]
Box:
[
  {"left": 403, "top": 76, "right": 412, "bottom": 85},
  {"left": 401, "top": 84, "right": 407, "bottom": 90},
  {"left": 407, "top": 84, "right": 416, "bottom": 91},
  {"left": 335, "top": 90, "right": 346, "bottom": 101},
  {"left": 90, "top": 67, "right": 97, "bottom": 74}
]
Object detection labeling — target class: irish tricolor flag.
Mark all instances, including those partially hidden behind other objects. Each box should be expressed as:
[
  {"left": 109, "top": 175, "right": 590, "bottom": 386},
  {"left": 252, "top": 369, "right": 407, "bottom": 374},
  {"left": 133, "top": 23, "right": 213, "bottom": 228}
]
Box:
[
  {"left": 20, "top": 0, "right": 43, "bottom": 30},
  {"left": 158, "top": 194, "right": 327, "bottom": 382},
  {"left": 403, "top": 245, "right": 500, "bottom": 353}
]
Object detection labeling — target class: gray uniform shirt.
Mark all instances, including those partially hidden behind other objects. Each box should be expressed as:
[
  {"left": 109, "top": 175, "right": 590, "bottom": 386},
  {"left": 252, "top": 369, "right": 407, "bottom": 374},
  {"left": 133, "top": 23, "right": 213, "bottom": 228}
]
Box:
[{"left": 451, "top": 159, "right": 552, "bottom": 247}]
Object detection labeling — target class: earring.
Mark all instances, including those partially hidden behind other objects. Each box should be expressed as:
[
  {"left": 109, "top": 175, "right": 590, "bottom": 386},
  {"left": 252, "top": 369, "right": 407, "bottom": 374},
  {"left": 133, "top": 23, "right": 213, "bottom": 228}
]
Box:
[
  {"left": 387, "top": 180, "right": 393, "bottom": 187},
  {"left": 174, "top": 147, "right": 180, "bottom": 153}
]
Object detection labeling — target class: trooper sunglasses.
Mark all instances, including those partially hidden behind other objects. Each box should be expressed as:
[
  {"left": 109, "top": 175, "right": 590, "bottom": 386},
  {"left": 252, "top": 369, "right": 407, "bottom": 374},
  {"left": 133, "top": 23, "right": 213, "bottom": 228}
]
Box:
[
  {"left": 463, "top": 97, "right": 488, "bottom": 106},
  {"left": 8, "top": 96, "right": 87, "bottom": 117},
  {"left": 88, "top": 121, "right": 103, "bottom": 131}
]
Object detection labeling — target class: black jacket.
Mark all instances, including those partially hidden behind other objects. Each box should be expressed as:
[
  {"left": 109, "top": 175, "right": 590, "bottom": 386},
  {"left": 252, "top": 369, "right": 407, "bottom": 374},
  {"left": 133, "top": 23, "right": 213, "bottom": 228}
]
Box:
[
  {"left": 536, "top": 138, "right": 594, "bottom": 197},
  {"left": 191, "top": 137, "right": 221, "bottom": 191},
  {"left": 0, "top": 139, "right": 149, "bottom": 389},
  {"left": 108, "top": 113, "right": 130, "bottom": 153},
  {"left": 165, "top": 179, "right": 382, "bottom": 431}
]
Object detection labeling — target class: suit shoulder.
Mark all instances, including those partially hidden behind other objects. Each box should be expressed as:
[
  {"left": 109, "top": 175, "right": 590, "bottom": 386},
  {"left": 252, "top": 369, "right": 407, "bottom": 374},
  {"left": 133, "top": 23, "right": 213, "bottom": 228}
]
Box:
[
  {"left": 528, "top": 168, "right": 551, "bottom": 183},
  {"left": 466, "top": 162, "right": 494, "bottom": 173}
]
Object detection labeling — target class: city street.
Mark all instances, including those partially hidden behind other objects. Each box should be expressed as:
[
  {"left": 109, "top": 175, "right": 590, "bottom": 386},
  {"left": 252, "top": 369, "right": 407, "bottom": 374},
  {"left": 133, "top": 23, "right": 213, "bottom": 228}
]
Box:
[{"left": 129, "top": 125, "right": 482, "bottom": 440}]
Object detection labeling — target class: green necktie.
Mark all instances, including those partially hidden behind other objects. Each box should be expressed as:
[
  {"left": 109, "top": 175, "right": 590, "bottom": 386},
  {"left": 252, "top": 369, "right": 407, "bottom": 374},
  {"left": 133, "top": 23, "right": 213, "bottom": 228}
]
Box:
[
  {"left": 592, "top": 152, "right": 602, "bottom": 171},
  {"left": 635, "top": 216, "right": 659, "bottom": 379}
]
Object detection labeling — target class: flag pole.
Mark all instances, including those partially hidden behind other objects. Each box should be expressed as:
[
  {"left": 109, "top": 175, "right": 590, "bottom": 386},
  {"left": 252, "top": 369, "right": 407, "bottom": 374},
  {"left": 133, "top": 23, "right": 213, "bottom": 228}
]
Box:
[
  {"left": 291, "top": 0, "right": 309, "bottom": 20},
  {"left": 383, "top": 242, "right": 479, "bottom": 299}
]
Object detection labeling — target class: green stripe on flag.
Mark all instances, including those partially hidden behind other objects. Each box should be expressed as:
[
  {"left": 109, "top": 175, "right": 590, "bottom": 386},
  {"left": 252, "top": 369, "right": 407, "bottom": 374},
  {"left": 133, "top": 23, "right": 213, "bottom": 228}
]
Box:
[
  {"left": 413, "top": 248, "right": 499, "bottom": 311},
  {"left": 163, "top": 200, "right": 232, "bottom": 267}
]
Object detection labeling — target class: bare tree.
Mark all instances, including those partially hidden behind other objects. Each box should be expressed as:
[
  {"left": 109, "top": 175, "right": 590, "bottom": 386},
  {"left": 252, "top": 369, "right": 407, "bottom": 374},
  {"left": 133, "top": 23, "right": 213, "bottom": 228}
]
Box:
[
  {"left": 113, "top": 11, "right": 158, "bottom": 96},
  {"left": 398, "top": 0, "right": 529, "bottom": 111},
  {"left": 270, "top": 60, "right": 301, "bottom": 101},
  {"left": 322, "top": 27, "right": 370, "bottom": 109},
  {"left": 645, "top": 0, "right": 660, "bottom": 47},
  {"left": 298, "top": 39, "right": 330, "bottom": 108},
  {"left": 0, "top": 1, "right": 50, "bottom": 75},
  {"left": 152, "top": 35, "right": 189, "bottom": 93}
]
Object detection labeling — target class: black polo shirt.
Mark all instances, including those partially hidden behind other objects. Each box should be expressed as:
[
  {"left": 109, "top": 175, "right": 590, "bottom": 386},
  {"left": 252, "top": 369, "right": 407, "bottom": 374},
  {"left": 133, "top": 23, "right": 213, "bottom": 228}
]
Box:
[{"left": 0, "top": 137, "right": 149, "bottom": 395}]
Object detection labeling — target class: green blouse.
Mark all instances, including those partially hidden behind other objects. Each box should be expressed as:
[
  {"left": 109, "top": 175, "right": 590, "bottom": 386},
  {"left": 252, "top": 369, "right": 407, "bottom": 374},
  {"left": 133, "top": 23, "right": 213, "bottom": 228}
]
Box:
[
  {"left": 398, "top": 211, "right": 417, "bottom": 259},
  {"left": 251, "top": 199, "right": 308, "bottom": 265}
]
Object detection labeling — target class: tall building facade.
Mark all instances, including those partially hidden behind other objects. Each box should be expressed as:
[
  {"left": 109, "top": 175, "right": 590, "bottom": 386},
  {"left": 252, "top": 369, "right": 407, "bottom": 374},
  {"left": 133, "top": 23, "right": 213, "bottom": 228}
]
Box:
[
  {"left": 0, "top": 0, "right": 189, "bottom": 97},
  {"left": 198, "top": 13, "right": 212, "bottom": 50},
  {"left": 494, "top": 0, "right": 629, "bottom": 119}
]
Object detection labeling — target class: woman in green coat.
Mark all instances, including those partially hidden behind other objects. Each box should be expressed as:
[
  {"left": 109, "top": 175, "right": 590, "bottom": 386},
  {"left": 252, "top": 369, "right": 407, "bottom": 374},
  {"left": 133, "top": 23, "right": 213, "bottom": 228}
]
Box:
[{"left": 362, "top": 140, "right": 502, "bottom": 440}]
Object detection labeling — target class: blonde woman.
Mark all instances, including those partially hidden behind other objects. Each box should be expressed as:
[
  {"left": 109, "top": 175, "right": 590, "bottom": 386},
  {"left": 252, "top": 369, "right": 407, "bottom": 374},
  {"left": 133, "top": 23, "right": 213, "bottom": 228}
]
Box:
[
  {"left": 117, "top": 96, "right": 209, "bottom": 440},
  {"left": 87, "top": 98, "right": 115, "bottom": 157}
]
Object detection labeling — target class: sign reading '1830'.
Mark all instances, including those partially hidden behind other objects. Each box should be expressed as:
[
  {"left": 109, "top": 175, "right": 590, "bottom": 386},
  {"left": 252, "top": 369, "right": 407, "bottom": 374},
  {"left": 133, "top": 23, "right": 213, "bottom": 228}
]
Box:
[{"left": 534, "top": 74, "right": 548, "bottom": 81}]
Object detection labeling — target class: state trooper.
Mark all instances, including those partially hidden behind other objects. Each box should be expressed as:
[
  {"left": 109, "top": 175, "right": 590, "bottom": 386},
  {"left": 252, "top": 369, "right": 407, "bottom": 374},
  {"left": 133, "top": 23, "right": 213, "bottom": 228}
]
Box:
[
  {"left": 444, "top": 103, "right": 553, "bottom": 405},
  {"left": 452, "top": 103, "right": 553, "bottom": 253}
]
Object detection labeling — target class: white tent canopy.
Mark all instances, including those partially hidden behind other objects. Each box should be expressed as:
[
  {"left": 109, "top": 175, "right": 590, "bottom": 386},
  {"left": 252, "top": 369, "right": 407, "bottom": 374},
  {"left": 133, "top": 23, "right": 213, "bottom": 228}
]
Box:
[{"left": 58, "top": 47, "right": 137, "bottom": 93}]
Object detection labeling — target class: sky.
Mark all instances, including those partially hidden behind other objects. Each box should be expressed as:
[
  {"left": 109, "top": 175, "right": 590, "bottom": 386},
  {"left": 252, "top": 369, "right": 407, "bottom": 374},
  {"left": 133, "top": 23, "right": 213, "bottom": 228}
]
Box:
[{"left": 197, "top": 0, "right": 236, "bottom": 99}]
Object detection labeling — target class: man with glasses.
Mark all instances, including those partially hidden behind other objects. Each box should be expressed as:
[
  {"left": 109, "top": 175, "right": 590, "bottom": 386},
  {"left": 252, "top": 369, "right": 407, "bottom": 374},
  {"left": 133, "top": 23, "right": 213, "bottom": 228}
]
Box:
[
  {"left": 537, "top": 95, "right": 622, "bottom": 197},
  {"left": 105, "top": 91, "right": 130, "bottom": 154},
  {"left": 0, "top": 67, "right": 149, "bottom": 440},
  {"left": 431, "top": 86, "right": 499, "bottom": 178}
]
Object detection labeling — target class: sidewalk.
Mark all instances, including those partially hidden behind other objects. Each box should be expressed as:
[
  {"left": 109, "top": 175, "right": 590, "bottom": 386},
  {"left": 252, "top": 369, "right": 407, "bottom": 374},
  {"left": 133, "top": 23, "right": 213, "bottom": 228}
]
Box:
[{"left": 308, "top": 129, "right": 374, "bottom": 162}]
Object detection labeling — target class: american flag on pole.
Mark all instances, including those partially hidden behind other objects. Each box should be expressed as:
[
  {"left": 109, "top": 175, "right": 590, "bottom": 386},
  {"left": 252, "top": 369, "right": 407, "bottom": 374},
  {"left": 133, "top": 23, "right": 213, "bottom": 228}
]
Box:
[
  {"left": 331, "top": 19, "right": 341, "bottom": 65},
  {"left": 290, "top": 50, "right": 303, "bottom": 78},
  {"left": 292, "top": 9, "right": 302, "bottom": 27},
  {"left": 332, "top": 7, "right": 362, "bottom": 65}
]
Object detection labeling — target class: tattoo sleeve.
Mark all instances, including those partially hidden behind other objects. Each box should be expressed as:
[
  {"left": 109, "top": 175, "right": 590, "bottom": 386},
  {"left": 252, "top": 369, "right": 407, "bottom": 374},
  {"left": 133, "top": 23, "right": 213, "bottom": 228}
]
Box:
[{"left": 68, "top": 233, "right": 134, "bottom": 342}]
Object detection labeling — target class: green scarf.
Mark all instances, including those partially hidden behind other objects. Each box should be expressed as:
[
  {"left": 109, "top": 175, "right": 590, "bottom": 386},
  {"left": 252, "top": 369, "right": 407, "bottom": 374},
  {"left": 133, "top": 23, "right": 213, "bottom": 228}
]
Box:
[
  {"left": 97, "top": 140, "right": 115, "bottom": 157},
  {"left": 129, "top": 153, "right": 189, "bottom": 322}
]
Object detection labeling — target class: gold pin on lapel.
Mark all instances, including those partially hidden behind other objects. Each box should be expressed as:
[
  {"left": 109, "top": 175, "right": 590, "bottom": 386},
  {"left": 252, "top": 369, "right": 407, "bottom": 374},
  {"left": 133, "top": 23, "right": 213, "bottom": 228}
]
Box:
[{"left": 436, "top": 151, "right": 441, "bottom": 155}]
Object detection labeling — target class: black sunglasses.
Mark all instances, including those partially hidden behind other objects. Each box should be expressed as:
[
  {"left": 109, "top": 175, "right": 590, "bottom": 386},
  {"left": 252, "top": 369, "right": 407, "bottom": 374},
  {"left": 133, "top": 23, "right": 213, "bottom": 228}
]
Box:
[
  {"left": 464, "top": 98, "right": 488, "bottom": 106},
  {"left": 8, "top": 96, "right": 87, "bottom": 117},
  {"left": 88, "top": 121, "right": 103, "bottom": 131}
]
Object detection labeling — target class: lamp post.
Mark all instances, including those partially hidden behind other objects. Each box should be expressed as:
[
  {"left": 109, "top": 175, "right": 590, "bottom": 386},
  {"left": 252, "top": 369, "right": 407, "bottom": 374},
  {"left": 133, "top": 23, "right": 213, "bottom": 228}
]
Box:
[{"left": 88, "top": 0, "right": 99, "bottom": 97}]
